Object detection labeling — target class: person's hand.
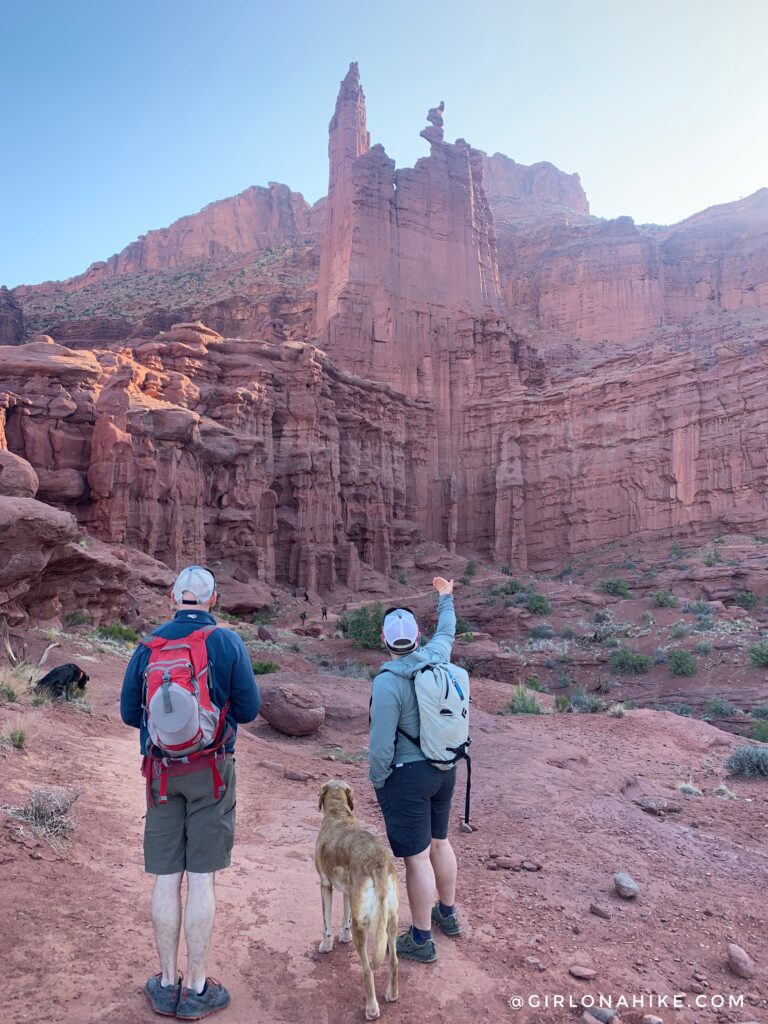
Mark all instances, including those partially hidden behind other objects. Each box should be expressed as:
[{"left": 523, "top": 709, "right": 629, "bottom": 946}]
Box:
[{"left": 433, "top": 576, "right": 454, "bottom": 596}]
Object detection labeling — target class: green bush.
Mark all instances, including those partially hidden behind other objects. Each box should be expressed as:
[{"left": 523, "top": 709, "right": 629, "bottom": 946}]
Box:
[
  {"left": 651, "top": 589, "right": 678, "bottom": 608},
  {"left": 556, "top": 672, "right": 573, "bottom": 688},
  {"left": 748, "top": 641, "right": 768, "bottom": 668},
  {"left": 602, "top": 578, "right": 631, "bottom": 598},
  {"left": 528, "top": 623, "right": 554, "bottom": 639},
  {"left": 251, "top": 660, "right": 280, "bottom": 674},
  {"left": 695, "top": 641, "right": 713, "bottom": 655},
  {"left": 464, "top": 560, "right": 477, "bottom": 577},
  {"left": 554, "top": 694, "right": 571, "bottom": 713},
  {"left": 459, "top": 576, "right": 470, "bottom": 586},
  {"left": 559, "top": 625, "right": 577, "bottom": 639},
  {"left": 0, "top": 684, "right": 18, "bottom": 703},
  {"left": 338, "top": 603, "right": 385, "bottom": 649},
  {"left": 734, "top": 590, "right": 758, "bottom": 610},
  {"left": 252, "top": 602, "right": 279, "bottom": 625},
  {"left": 525, "top": 675, "right": 547, "bottom": 692},
  {"left": 670, "top": 542, "right": 684, "bottom": 559},
  {"left": 667, "top": 648, "right": 698, "bottom": 677},
  {"left": 65, "top": 610, "right": 92, "bottom": 627},
  {"left": 460, "top": 632, "right": 476, "bottom": 643},
  {"left": 507, "top": 684, "right": 541, "bottom": 715},
  {"left": 704, "top": 546, "right": 723, "bottom": 567},
  {"left": 671, "top": 703, "right": 693, "bottom": 717},
  {"left": 455, "top": 616, "right": 475, "bottom": 635},
  {"left": 703, "top": 697, "right": 737, "bottom": 719},
  {"left": 500, "top": 565, "right": 512, "bottom": 576},
  {"left": 9, "top": 728, "right": 26, "bottom": 750},
  {"left": 683, "top": 600, "right": 712, "bottom": 615},
  {"left": 97, "top": 622, "right": 140, "bottom": 644},
  {"left": 695, "top": 617, "right": 715, "bottom": 631},
  {"left": 609, "top": 647, "right": 651, "bottom": 675},
  {"left": 398, "top": 573, "right": 407, "bottom": 585},
  {"left": 726, "top": 745, "right": 768, "bottom": 777},
  {"left": 525, "top": 592, "right": 552, "bottom": 616},
  {"left": 750, "top": 703, "right": 768, "bottom": 720},
  {"left": 749, "top": 721, "right": 768, "bottom": 743}
]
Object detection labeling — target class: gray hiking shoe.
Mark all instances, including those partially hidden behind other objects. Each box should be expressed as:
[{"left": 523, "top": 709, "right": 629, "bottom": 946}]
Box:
[
  {"left": 144, "top": 973, "right": 182, "bottom": 1017},
  {"left": 175, "top": 978, "right": 231, "bottom": 1020},
  {"left": 396, "top": 927, "right": 437, "bottom": 963},
  {"left": 431, "top": 902, "right": 461, "bottom": 936}
]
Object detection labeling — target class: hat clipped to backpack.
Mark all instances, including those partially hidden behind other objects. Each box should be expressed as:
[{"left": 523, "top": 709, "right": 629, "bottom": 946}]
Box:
[{"left": 382, "top": 607, "right": 420, "bottom": 653}]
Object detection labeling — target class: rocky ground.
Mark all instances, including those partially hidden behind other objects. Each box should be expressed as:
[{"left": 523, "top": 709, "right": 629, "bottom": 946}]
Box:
[{"left": 1, "top": 552, "right": 767, "bottom": 1024}]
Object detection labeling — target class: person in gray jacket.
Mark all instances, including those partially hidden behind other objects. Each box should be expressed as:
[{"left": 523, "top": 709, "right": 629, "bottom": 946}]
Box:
[{"left": 369, "top": 576, "right": 460, "bottom": 963}]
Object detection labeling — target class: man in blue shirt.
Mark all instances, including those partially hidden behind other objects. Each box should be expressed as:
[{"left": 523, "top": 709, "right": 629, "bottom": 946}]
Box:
[
  {"left": 369, "top": 576, "right": 460, "bottom": 964},
  {"left": 121, "top": 566, "right": 260, "bottom": 1020}
]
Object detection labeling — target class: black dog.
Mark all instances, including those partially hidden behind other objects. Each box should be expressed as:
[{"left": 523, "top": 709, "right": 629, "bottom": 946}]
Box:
[{"left": 36, "top": 663, "right": 89, "bottom": 701}]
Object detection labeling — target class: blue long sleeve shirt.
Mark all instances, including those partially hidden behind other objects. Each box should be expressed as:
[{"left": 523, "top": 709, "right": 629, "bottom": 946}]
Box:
[
  {"left": 120, "top": 609, "right": 261, "bottom": 755},
  {"left": 368, "top": 594, "right": 456, "bottom": 788}
]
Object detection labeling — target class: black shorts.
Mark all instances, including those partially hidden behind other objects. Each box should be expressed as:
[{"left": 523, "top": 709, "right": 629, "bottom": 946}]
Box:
[{"left": 375, "top": 761, "right": 456, "bottom": 858}]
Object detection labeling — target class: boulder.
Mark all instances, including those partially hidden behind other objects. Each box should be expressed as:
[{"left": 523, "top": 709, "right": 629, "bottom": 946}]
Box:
[
  {"left": 261, "top": 684, "right": 326, "bottom": 737},
  {"left": 257, "top": 624, "right": 277, "bottom": 642},
  {"left": 0, "top": 450, "right": 39, "bottom": 498}
]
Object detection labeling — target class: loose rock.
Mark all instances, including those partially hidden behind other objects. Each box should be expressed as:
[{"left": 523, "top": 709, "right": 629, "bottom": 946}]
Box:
[
  {"left": 569, "top": 965, "right": 597, "bottom": 980},
  {"left": 260, "top": 684, "right": 326, "bottom": 737},
  {"left": 727, "top": 943, "right": 755, "bottom": 979},
  {"left": 613, "top": 872, "right": 639, "bottom": 898},
  {"left": 590, "top": 903, "right": 613, "bottom": 920}
]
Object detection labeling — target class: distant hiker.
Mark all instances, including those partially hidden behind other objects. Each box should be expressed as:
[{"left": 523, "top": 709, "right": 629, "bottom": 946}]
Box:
[
  {"left": 369, "top": 576, "right": 470, "bottom": 963},
  {"left": 300, "top": 610, "right": 308, "bottom": 625},
  {"left": 304, "top": 590, "right": 310, "bottom": 603},
  {"left": 120, "top": 565, "right": 260, "bottom": 1019},
  {"left": 321, "top": 605, "right": 328, "bottom": 621}
]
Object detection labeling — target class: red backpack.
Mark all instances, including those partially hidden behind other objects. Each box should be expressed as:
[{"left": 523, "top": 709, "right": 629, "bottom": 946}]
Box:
[{"left": 141, "top": 627, "right": 230, "bottom": 805}]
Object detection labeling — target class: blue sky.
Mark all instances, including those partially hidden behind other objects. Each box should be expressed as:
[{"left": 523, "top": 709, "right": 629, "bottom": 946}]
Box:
[{"left": 3, "top": 0, "right": 767, "bottom": 286}]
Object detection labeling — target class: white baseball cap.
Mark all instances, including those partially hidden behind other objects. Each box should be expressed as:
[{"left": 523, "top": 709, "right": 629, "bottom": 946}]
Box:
[
  {"left": 382, "top": 607, "right": 419, "bottom": 652},
  {"left": 172, "top": 565, "right": 216, "bottom": 605}
]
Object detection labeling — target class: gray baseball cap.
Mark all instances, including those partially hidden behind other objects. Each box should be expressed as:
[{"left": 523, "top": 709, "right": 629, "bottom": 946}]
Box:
[
  {"left": 172, "top": 565, "right": 216, "bottom": 605},
  {"left": 382, "top": 607, "right": 419, "bottom": 652}
]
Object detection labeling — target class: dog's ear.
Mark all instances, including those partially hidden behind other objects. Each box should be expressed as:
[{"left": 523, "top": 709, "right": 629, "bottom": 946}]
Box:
[
  {"left": 318, "top": 781, "right": 330, "bottom": 812},
  {"left": 344, "top": 783, "right": 354, "bottom": 811}
]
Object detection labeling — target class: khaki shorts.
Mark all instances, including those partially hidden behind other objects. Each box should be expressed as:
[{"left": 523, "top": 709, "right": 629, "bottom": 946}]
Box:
[{"left": 144, "top": 756, "right": 236, "bottom": 875}]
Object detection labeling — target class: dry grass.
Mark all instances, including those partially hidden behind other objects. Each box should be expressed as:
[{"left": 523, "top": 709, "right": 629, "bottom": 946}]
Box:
[
  {"left": 4, "top": 786, "right": 80, "bottom": 850},
  {"left": 0, "top": 662, "right": 40, "bottom": 702}
]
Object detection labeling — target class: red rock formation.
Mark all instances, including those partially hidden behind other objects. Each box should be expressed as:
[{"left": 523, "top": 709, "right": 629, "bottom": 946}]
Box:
[
  {"left": 481, "top": 152, "right": 590, "bottom": 225},
  {"left": 0, "top": 287, "right": 24, "bottom": 343}
]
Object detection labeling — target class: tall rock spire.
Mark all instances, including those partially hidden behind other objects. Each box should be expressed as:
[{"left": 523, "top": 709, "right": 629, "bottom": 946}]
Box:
[{"left": 316, "top": 63, "right": 371, "bottom": 331}]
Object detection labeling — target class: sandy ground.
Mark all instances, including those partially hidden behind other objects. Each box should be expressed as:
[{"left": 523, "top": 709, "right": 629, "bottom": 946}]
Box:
[{"left": 1, "top": 630, "right": 767, "bottom": 1024}]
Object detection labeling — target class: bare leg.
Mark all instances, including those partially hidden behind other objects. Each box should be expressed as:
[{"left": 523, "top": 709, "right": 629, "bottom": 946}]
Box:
[
  {"left": 352, "top": 922, "right": 379, "bottom": 1020},
  {"left": 185, "top": 872, "right": 217, "bottom": 994},
  {"left": 402, "top": 847, "right": 435, "bottom": 931},
  {"left": 151, "top": 872, "right": 183, "bottom": 986},
  {"left": 385, "top": 907, "right": 399, "bottom": 1003},
  {"left": 430, "top": 838, "right": 457, "bottom": 907},
  {"left": 319, "top": 881, "right": 334, "bottom": 952},
  {"left": 339, "top": 892, "right": 352, "bottom": 943}
]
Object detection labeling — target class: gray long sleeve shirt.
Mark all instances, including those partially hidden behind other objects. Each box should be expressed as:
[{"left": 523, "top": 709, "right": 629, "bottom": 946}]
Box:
[{"left": 368, "top": 594, "right": 456, "bottom": 789}]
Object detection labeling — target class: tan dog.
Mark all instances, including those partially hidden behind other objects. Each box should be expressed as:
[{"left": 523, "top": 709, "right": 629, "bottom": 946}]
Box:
[{"left": 315, "top": 780, "right": 399, "bottom": 1020}]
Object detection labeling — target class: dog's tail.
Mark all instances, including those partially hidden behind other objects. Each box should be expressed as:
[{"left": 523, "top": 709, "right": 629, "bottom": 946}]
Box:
[{"left": 370, "top": 874, "right": 389, "bottom": 970}]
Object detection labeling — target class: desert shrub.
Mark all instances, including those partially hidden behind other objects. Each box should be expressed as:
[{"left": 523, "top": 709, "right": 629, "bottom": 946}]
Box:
[
  {"left": 455, "top": 654, "right": 479, "bottom": 673},
  {"left": 748, "top": 641, "right": 768, "bottom": 667},
  {"left": 667, "top": 649, "right": 698, "bottom": 677},
  {"left": 338, "top": 603, "right": 384, "bottom": 649},
  {"left": 651, "top": 589, "right": 678, "bottom": 608},
  {"left": 554, "top": 695, "right": 571, "bottom": 713},
  {"left": 609, "top": 647, "right": 651, "bottom": 675},
  {"left": 0, "top": 683, "right": 18, "bottom": 703},
  {"left": 593, "top": 610, "right": 612, "bottom": 624},
  {"left": 602, "top": 578, "right": 631, "bottom": 598},
  {"left": 671, "top": 703, "right": 693, "bottom": 717},
  {"left": 556, "top": 672, "right": 573, "bottom": 688},
  {"left": 251, "top": 660, "right": 280, "bottom": 675},
  {"left": 525, "top": 675, "right": 547, "bottom": 693},
  {"left": 653, "top": 648, "right": 667, "bottom": 665},
  {"left": 484, "top": 593, "right": 497, "bottom": 607},
  {"left": 455, "top": 616, "right": 475, "bottom": 634},
  {"left": 703, "top": 697, "right": 737, "bottom": 719},
  {"left": 640, "top": 611, "right": 656, "bottom": 626},
  {"left": 558, "top": 653, "right": 573, "bottom": 664},
  {"left": 460, "top": 632, "right": 476, "bottom": 643},
  {"left": 734, "top": 590, "right": 758, "bottom": 610},
  {"left": 326, "top": 659, "right": 370, "bottom": 680},
  {"left": 695, "top": 641, "right": 713, "bottom": 655},
  {"left": 713, "top": 783, "right": 736, "bottom": 799},
  {"left": 507, "top": 684, "right": 541, "bottom": 715},
  {"left": 500, "top": 565, "right": 512, "bottom": 575},
  {"left": 704, "top": 546, "right": 723, "bottom": 567},
  {"left": 529, "top": 623, "right": 554, "bottom": 639},
  {"left": 570, "top": 687, "right": 605, "bottom": 713},
  {"left": 694, "top": 618, "right": 715, "bottom": 632},
  {"left": 65, "top": 610, "right": 92, "bottom": 627},
  {"left": 594, "top": 678, "right": 614, "bottom": 694},
  {"left": 726, "top": 745, "right": 768, "bottom": 777},
  {"left": 97, "top": 622, "right": 140, "bottom": 644},
  {"left": 601, "top": 635, "right": 620, "bottom": 648},
  {"left": 4, "top": 786, "right": 80, "bottom": 847},
  {"left": 749, "top": 721, "right": 768, "bottom": 742},
  {"left": 252, "top": 603, "right": 279, "bottom": 625},
  {"left": 676, "top": 779, "right": 703, "bottom": 796},
  {"left": 750, "top": 703, "right": 768, "bottom": 720},
  {"left": 670, "top": 542, "right": 684, "bottom": 559},
  {"left": 608, "top": 702, "right": 625, "bottom": 717},
  {"left": 398, "top": 573, "right": 407, "bottom": 585},
  {"left": 683, "top": 600, "right": 712, "bottom": 615},
  {"left": 525, "top": 592, "right": 552, "bottom": 615},
  {"left": 502, "top": 579, "right": 522, "bottom": 594},
  {"left": 559, "top": 625, "right": 577, "bottom": 639},
  {"left": 9, "top": 728, "right": 26, "bottom": 750},
  {"left": 464, "top": 560, "right": 477, "bottom": 577}
]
